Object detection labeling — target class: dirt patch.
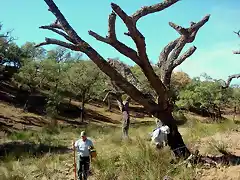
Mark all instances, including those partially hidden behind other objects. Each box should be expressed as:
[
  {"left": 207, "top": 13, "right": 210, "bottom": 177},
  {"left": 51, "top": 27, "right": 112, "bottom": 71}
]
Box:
[{"left": 191, "top": 129, "right": 240, "bottom": 180}]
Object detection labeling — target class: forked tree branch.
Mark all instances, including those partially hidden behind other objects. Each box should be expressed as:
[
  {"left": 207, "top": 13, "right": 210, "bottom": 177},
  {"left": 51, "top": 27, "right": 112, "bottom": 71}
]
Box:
[
  {"left": 88, "top": 12, "right": 142, "bottom": 66},
  {"left": 158, "top": 15, "right": 210, "bottom": 88},
  {"left": 173, "top": 46, "right": 197, "bottom": 68}
]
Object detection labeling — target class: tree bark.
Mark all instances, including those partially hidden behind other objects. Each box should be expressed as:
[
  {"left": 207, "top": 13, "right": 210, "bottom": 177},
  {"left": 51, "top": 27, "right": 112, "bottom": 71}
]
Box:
[
  {"left": 107, "top": 96, "right": 112, "bottom": 111},
  {"left": 155, "top": 110, "right": 190, "bottom": 157},
  {"left": 122, "top": 99, "right": 130, "bottom": 139}
]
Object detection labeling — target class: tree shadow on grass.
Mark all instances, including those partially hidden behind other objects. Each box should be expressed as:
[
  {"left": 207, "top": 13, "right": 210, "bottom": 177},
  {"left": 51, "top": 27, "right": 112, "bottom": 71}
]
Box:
[{"left": 0, "top": 141, "right": 72, "bottom": 160}]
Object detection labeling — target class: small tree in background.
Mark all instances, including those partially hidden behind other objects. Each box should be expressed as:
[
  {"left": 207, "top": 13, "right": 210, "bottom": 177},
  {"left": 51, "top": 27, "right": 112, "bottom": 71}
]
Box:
[{"left": 65, "top": 60, "right": 106, "bottom": 122}]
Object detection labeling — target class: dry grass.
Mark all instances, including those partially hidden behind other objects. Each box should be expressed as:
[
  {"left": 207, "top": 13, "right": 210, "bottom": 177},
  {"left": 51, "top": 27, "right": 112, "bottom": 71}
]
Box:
[{"left": 0, "top": 102, "right": 240, "bottom": 180}]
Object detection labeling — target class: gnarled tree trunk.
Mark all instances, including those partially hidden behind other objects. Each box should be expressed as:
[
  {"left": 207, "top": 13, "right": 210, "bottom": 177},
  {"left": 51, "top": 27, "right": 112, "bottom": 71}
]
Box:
[{"left": 36, "top": 0, "right": 210, "bottom": 158}]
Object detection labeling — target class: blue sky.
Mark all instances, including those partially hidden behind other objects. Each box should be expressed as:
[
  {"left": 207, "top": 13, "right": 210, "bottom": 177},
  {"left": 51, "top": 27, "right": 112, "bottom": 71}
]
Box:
[{"left": 1, "top": 0, "right": 240, "bottom": 84}]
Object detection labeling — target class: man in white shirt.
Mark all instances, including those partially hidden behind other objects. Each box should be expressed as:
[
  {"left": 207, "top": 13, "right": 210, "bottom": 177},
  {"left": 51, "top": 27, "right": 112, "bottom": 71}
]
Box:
[
  {"left": 74, "top": 131, "right": 94, "bottom": 180},
  {"left": 151, "top": 125, "right": 170, "bottom": 149}
]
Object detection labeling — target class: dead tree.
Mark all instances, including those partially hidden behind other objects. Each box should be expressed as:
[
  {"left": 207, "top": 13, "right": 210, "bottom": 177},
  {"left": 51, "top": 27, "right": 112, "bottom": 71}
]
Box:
[{"left": 36, "top": 0, "right": 210, "bottom": 158}]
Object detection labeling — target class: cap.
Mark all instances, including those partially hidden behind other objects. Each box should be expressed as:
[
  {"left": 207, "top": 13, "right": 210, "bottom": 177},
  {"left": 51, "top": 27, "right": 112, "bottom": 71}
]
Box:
[{"left": 80, "top": 131, "right": 86, "bottom": 137}]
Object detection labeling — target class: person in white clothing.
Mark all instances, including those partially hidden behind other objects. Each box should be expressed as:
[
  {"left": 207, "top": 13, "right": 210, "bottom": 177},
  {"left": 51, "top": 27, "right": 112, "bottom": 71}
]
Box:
[
  {"left": 74, "top": 131, "right": 94, "bottom": 180},
  {"left": 151, "top": 125, "right": 170, "bottom": 149}
]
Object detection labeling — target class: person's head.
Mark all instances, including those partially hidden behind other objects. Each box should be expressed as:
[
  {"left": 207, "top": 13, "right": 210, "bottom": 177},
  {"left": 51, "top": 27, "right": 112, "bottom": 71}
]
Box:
[{"left": 80, "top": 131, "right": 87, "bottom": 141}]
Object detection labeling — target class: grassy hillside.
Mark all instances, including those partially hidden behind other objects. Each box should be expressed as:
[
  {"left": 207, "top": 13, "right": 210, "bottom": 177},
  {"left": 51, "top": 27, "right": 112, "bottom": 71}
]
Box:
[{"left": 0, "top": 101, "right": 240, "bottom": 180}]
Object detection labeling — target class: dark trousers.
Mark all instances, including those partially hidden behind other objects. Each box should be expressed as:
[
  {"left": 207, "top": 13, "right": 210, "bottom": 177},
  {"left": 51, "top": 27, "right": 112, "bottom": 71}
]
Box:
[{"left": 78, "top": 156, "right": 90, "bottom": 180}]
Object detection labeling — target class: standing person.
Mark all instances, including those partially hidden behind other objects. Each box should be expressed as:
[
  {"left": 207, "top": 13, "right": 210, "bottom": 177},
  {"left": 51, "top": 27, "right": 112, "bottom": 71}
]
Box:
[{"left": 73, "top": 131, "right": 94, "bottom": 180}]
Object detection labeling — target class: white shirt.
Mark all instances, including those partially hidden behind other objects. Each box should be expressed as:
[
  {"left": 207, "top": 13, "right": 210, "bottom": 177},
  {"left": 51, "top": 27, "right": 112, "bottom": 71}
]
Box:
[
  {"left": 151, "top": 125, "right": 170, "bottom": 145},
  {"left": 74, "top": 139, "right": 93, "bottom": 157}
]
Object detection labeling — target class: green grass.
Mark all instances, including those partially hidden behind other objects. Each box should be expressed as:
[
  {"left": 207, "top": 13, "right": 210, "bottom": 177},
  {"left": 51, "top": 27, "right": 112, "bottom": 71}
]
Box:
[
  {"left": 1, "top": 114, "right": 239, "bottom": 180},
  {"left": 183, "top": 116, "right": 236, "bottom": 143}
]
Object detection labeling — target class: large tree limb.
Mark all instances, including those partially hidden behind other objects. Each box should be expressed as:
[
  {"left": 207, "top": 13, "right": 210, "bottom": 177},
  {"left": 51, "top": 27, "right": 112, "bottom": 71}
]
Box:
[
  {"left": 111, "top": 2, "right": 169, "bottom": 107},
  {"left": 44, "top": 0, "right": 85, "bottom": 44},
  {"left": 222, "top": 74, "right": 240, "bottom": 89},
  {"left": 131, "top": 0, "right": 179, "bottom": 22}
]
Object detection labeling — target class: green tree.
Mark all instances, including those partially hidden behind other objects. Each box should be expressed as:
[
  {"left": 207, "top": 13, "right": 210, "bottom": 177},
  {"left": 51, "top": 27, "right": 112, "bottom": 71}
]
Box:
[
  {"left": 38, "top": 58, "right": 67, "bottom": 117},
  {"left": 21, "top": 42, "right": 46, "bottom": 60},
  {"left": 65, "top": 60, "right": 106, "bottom": 122},
  {"left": 177, "top": 75, "right": 232, "bottom": 120}
]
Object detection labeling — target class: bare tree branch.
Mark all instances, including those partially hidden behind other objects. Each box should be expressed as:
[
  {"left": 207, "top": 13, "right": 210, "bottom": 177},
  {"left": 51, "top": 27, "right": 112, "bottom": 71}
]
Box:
[
  {"left": 233, "top": 30, "right": 240, "bottom": 37},
  {"left": 89, "top": 11, "right": 142, "bottom": 66},
  {"left": 103, "top": 91, "right": 124, "bottom": 111},
  {"left": 158, "top": 39, "right": 179, "bottom": 66},
  {"left": 173, "top": 46, "right": 197, "bottom": 68},
  {"left": 35, "top": 38, "right": 81, "bottom": 50},
  {"left": 132, "top": 0, "right": 179, "bottom": 22},
  {"left": 222, "top": 74, "right": 240, "bottom": 89},
  {"left": 108, "top": 11, "right": 117, "bottom": 40},
  {"left": 169, "top": 22, "right": 187, "bottom": 35},
  {"left": 188, "top": 15, "right": 210, "bottom": 34},
  {"left": 233, "top": 30, "right": 240, "bottom": 54},
  {"left": 40, "top": 25, "right": 77, "bottom": 44},
  {"left": 233, "top": 50, "right": 240, "bottom": 54},
  {"left": 88, "top": 31, "right": 109, "bottom": 43}
]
